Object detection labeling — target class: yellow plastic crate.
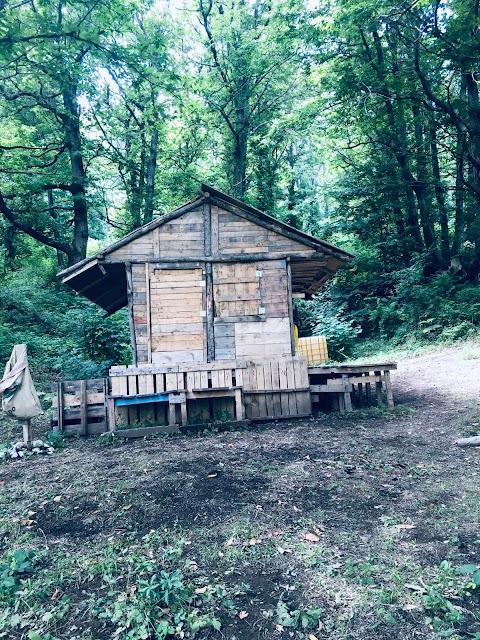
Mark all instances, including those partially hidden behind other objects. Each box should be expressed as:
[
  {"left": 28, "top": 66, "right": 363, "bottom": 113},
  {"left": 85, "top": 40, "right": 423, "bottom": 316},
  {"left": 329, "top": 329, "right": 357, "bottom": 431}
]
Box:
[{"left": 296, "top": 335, "right": 329, "bottom": 365}]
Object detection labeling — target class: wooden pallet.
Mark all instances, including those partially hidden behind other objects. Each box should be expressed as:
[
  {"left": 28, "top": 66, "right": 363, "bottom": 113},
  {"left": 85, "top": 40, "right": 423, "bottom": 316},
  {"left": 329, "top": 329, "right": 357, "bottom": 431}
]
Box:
[
  {"left": 51, "top": 378, "right": 108, "bottom": 435},
  {"left": 309, "top": 363, "right": 397, "bottom": 412},
  {"left": 109, "top": 361, "right": 247, "bottom": 428},
  {"left": 242, "top": 356, "right": 311, "bottom": 419}
]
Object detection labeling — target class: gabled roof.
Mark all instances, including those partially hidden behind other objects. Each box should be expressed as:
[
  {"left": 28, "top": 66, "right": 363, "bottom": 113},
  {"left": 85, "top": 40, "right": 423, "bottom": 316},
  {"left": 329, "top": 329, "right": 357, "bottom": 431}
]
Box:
[{"left": 58, "top": 185, "right": 353, "bottom": 313}]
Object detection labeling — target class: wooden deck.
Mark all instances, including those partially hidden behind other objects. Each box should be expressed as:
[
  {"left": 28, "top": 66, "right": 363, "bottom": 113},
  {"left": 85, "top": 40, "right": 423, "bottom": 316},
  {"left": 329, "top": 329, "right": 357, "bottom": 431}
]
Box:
[{"left": 308, "top": 363, "right": 397, "bottom": 412}]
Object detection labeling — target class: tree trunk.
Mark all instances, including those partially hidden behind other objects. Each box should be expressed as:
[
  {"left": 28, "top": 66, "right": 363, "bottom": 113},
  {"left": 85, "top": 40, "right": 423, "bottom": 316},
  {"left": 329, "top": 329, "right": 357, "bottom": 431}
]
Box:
[
  {"left": 465, "top": 71, "right": 480, "bottom": 274},
  {"left": 47, "top": 189, "right": 66, "bottom": 269},
  {"left": 232, "top": 129, "right": 248, "bottom": 199},
  {"left": 3, "top": 224, "right": 16, "bottom": 267},
  {"left": 143, "top": 127, "right": 158, "bottom": 224},
  {"left": 452, "top": 131, "right": 466, "bottom": 256},
  {"left": 62, "top": 83, "right": 88, "bottom": 266},
  {"left": 367, "top": 30, "right": 424, "bottom": 253},
  {"left": 430, "top": 120, "right": 450, "bottom": 264},
  {"left": 411, "top": 103, "right": 437, "bottom": 253}
]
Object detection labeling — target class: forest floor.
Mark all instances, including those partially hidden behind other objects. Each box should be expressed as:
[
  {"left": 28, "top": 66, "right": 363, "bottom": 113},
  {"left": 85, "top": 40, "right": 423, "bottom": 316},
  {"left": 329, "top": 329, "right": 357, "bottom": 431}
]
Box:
[{"left": 1, "top": 340, "right": 480, "bottom": 640}]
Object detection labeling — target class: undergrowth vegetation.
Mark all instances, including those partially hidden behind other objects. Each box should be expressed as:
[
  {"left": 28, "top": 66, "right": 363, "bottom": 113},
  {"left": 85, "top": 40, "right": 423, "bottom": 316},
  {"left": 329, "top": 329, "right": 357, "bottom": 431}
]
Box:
[
  {"left": 296, "top": 262, "right": 480, "bottom": 361},
  {"left": 0, "top": 265, "right": 130, "bottom": 387}
]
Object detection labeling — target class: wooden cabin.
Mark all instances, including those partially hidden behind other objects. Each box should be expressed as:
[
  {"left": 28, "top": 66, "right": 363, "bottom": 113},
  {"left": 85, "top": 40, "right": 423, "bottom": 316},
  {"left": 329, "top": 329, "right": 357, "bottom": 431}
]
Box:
[{"left": 58, "top": 186, "right": 352, "bottom": 430}]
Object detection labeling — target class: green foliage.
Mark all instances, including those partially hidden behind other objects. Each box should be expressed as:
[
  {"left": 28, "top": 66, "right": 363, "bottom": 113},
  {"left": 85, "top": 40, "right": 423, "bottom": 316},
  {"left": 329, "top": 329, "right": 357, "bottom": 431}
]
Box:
[
  {"left": 0, "top": 267, "right": 130, "bottom": 386},
  {"left": 275, "top": 600, "right": 324, "bottom": 631},
  {"left": 44, "top": 430, "right": 66, "bottom": 449},
  {"left": 421, "top": 561, "right": 469, "bottom": 632},
  {"left": 0, "top": 549, "right": 35, "bottom": 603},
  {"left": 91, "top": 532, "right": 228, "bottom": 639},
  {"left": 295, "top": 285, "right": 362, "bottom": 360}
]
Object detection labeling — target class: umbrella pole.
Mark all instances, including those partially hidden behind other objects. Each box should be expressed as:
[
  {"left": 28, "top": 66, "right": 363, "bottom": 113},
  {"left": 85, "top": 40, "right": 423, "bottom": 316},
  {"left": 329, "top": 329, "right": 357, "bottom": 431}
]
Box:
[{"left": 21, "top": 419, "right": 32, "bottom": 449}]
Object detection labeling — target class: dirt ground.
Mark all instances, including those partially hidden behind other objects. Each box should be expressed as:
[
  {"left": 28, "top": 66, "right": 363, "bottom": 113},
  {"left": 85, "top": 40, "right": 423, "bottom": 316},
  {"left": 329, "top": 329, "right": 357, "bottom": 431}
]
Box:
[{"left": 1, "top": 341, "right": 480, "bottom": 639}]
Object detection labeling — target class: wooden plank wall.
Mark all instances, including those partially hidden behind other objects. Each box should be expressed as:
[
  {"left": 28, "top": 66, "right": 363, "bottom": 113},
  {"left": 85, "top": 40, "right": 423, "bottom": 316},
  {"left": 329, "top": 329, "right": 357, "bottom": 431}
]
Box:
[
  {"left": 242, "top": 356, "right": 311, "bottom": 419},
  {"left": 109, "top": 208, "right": 204, "bottom": 261},
  {"left": 52, "top": 379, "right": 108, "bottom": 435},
  {"left": 212, "top": 259, "right": 291, "bottom": 360},
  {"left": 215, "top": 207, "right": 313, "bottom": 257},
  {"left": 116, "top": 204, "right": 315, "bottom": 366},
  {"left": 150, "top": 268, "right": 205, "bottom": 364}
]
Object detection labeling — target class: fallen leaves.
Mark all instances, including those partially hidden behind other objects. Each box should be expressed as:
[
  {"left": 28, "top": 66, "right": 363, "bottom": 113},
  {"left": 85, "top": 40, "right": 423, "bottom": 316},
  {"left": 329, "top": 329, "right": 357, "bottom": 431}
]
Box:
[
  {"left": 195, "top": 586, "right": 208, "bottom": 594},
  {"left": 238, "top": 611, "right": 249, "bottom": 620},
  {"left": 53, "top": 495, "right": 62, "bottom": 502},
  {"left": 304, "top": 532, "right": 320, "bottom": 543},
  {"left": 396, "top": 524, "right": 416, "bottom": 530},
  {"left": 122, "top": 504, "right": 132, "bottom": 511},
  {"left": 207, "top": 473, "right": 218, "bottom": 479}
]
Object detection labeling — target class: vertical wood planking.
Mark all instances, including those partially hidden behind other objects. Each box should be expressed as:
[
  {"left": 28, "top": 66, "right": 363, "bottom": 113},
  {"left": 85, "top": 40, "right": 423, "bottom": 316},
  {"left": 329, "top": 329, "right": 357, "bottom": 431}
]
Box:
[
  {"left": 257, "top": 364, "right": 268, "bottom": 416},
  {"left": 285, "top": 360, "right": 297, "bottom": 415},
  {"left": 205, "top": 263, "right": 215, "bottom": 362},
  {"left": 56, "top": 382, "right": 64, "bottom": 431},
  {"left": 79, "top": 379, "right": 87, "bottom": 436},
  {"left": 375, "top": 370, "right": 383, "bottom": 406},
  {"left": 125, "top": 263, "right": 138, "bottom": 366},
  {"left": 278, "top": 360, "right": 289, "bottom": 415},
  {"left": 342, "top": 374, "right": 352, "bottom": 412},
  {"left": 384, "top": 370, "right": 394, "bottom": 409},
  {"left": 287, "top": 260, "right": 295, "bottom": 356},
  {"left": 145, "top": 263, "right": 152, "bottom": 363}
]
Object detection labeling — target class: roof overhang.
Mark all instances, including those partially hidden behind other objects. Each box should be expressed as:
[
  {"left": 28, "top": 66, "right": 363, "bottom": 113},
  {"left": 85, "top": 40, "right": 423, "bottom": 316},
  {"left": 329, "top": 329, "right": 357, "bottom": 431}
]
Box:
[{"left": 60, "top": 260, "right": 127, "bottom": 315}]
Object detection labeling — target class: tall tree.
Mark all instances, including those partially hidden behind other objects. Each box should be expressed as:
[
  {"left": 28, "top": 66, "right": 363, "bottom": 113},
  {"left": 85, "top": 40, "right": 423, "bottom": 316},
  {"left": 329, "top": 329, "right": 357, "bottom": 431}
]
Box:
[
  {"left": 193, "top": 0, "right": 305, "bottom": 199},
  {"left": 0, "top": 0, "right": 138, "bottom": 265}
]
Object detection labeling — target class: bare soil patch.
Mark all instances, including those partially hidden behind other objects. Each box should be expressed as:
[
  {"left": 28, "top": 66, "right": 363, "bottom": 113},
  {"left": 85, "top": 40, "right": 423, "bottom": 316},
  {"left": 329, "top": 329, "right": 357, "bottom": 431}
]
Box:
[{"left": 1, "top": 341, "right": 479, "bottom": 639}]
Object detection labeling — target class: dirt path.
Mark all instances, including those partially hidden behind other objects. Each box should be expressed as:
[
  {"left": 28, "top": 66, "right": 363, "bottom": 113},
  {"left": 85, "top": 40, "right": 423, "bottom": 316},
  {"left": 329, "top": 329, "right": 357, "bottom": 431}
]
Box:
[
  {"left": 1, "top": 342, "right": 480, "bottom": 640},
  {"left": 392, "top": 338, "right": 480, "bottom": 407}
]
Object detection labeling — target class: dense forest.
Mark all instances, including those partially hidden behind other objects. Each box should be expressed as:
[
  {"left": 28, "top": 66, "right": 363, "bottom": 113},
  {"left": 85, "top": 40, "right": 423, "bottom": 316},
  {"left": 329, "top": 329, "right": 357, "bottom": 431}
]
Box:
[{"left": 1, "top": 0, "right": 480, "bottom": 380}]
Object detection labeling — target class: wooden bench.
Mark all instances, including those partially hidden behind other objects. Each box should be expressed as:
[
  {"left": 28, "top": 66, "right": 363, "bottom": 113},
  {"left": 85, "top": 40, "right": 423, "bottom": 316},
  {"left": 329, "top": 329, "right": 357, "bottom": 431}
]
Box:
[
  {"left": 308, "top": 363, "right": 397, "bottom": 412},
  {"left": 108, "top": 362, "right": 247, "bottom": 431}
]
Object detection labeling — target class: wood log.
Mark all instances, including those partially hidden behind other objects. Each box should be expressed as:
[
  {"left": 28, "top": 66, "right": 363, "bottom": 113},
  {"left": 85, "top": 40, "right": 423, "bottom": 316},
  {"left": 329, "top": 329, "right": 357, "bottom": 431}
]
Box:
[{"left": 456, "top": 436, "right": 480, "bottom": 447}]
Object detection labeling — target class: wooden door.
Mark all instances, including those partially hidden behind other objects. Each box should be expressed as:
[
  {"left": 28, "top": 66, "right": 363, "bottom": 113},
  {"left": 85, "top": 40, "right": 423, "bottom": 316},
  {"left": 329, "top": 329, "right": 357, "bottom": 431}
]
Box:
[{"left": 149, "top": 268, "right": 206, "bottom": 363}]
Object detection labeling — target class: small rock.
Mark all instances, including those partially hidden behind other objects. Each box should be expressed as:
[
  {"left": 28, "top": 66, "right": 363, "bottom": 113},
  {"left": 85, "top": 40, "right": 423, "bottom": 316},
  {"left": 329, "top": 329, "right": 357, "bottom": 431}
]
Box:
[
  {"left": 32, "top": 448, "right": 40, "bottom": 454},
  {"left": 14, "top": 441, "right": 26, "bottom": 451},
  {"left": 32, "top": 439, "right": 44, "bottom": 448}
]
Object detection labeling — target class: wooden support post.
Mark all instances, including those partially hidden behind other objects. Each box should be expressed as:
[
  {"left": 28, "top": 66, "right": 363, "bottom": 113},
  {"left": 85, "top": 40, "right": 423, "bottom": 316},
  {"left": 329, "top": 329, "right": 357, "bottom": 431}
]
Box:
[
  {"left": 287, "top": 259, "right": 295, "bottom": 356},
  {"left": 342, "top": 374, "right": 352, "bottom": 412},
  {"left": 107, "top": 398, "right": 116, "bottom": 432},
  {"left": 79, "top": 379, "right": 87, "bottom": 436},
  {"left": 180, "top": 400, "right": 188, "bottom": 427},
  {"left": 21, "top": 420, "right": 32, "bottom": 448},
  {"left": 235, "top": 388, "right": 244, "bottom": 420},
  {"left": 168, "top": 402, "right": 176, "bottom": 426},
  {"left": 203, "top": 193, "right": 215, "bottom": 362},
  {"left": 365, "top": 372, "right": 371, "bottom": 405},
  {"left": 384, "top": 370, "right": 394, "bottom": 409},
  {"left": 205, "top": 264, "right": 215, "bottom": 362},
  {"left": 145, "top": 263, "right": 152, "bottom": 364},
  {"left": 56, "top": 381, "right": 64, "bottom": 431},
  {"left": 125, "top": 263, "right": 138, "bottom": 366},
  {"left": 375, "top": 370, "right": 383, "bottom": 407},
  {"left": 203, "top": 191, "right": 212, "bottom": 256}
]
